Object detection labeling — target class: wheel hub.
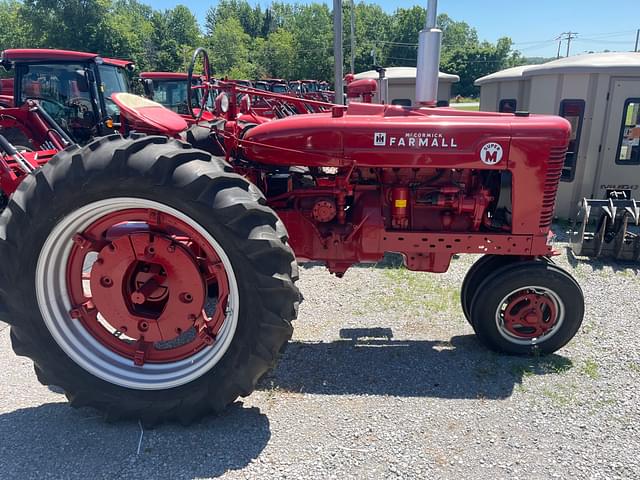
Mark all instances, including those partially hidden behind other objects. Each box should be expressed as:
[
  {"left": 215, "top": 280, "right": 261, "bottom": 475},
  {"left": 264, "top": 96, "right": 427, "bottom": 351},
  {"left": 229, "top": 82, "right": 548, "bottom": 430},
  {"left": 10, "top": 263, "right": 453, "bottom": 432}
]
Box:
[
  {"left": 90, "top": 232, "right": 206, "bottom": 343},
  {"left": 503, "top": 291, "right": 558, "bottom": 339}
]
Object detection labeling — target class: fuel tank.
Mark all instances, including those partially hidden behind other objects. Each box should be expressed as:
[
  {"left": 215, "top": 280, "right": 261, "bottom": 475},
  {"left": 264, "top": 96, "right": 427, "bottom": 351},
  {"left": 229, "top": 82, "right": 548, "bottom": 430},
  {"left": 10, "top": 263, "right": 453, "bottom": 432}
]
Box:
[{"left": 241, "top": 102, "right": 571, "bottom": 170}]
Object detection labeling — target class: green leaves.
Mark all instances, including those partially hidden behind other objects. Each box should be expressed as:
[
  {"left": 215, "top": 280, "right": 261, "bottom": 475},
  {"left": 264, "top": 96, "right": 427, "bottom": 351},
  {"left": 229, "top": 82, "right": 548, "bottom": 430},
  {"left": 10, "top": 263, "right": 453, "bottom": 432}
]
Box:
[{"left": 0, "top": 0, "right": 522, "bottom": 95}]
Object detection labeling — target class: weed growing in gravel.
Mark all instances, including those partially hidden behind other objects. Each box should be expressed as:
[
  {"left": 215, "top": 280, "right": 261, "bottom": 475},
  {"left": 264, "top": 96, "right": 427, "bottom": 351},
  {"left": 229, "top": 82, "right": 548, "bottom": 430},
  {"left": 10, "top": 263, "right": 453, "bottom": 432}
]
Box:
[
  {"left": 542, "top": 387, "right": 573, "bottom": 406},
  {"left": 629, "top": 362, "right": 640, "bottom": 374},
  {"left": 377, "top": 267, "right": 460, "bottom": 318},
  {"left": 510, "top": 357, "right": 573, "bottom": 377},
  {"left": 581, "top": 359, "right": 600, "bottom": 379}
]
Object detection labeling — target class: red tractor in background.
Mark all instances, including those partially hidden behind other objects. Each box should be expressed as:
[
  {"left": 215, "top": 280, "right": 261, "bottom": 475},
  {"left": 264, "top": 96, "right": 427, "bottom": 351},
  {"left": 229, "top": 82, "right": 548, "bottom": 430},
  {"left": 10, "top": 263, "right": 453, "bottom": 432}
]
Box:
[
  {"left": 0, "top": 19, "right": 584, "bottom": 426},
  {"left": 0, "top": 78, "right": 12, "bottom": 107}
]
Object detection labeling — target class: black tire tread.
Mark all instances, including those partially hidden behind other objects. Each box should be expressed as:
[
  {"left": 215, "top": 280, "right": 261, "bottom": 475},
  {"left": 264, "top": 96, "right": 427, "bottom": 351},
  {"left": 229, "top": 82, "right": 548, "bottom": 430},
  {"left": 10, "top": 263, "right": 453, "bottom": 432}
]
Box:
[{"left": 0, "top": 134, "right": 300, "bottom": 425}]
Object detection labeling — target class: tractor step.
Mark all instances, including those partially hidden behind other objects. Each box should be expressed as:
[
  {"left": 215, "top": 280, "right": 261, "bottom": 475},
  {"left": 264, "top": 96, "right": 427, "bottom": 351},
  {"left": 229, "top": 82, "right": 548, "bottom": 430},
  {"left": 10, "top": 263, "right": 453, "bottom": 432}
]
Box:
[{"left": 570, "top": 198, "right": 640, "bottom": 261}]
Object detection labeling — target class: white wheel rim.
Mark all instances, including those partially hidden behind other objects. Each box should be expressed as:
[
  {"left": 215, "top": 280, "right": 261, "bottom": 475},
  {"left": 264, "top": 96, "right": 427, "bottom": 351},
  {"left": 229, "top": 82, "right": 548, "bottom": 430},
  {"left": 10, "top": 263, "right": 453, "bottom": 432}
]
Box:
[{"left": 35, "top": 198, "right": 240, "bottom": 390}]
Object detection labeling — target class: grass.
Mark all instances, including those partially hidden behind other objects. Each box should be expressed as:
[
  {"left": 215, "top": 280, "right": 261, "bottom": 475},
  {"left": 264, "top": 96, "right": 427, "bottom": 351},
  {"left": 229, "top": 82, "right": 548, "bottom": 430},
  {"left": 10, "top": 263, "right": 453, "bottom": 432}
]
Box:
[
  {"left": 510, "top": 357, "right": 573, "bottom": 377},
  {"left": 449, "top": 104, "right": 479, "bottom": 111},
  {"left": 542, "top": 387, "right": 574, "bottom": 406},
  {"left": 581, "top": 359, "right": 600, "bottom": 379},
  {"left": 375, "top": 266, "right": 460, "bottom": 317}
]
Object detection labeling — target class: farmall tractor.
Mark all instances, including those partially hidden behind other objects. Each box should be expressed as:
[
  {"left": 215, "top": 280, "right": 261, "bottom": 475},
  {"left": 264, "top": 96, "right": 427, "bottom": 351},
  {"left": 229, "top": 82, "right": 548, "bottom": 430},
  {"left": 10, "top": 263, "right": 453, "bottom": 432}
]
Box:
[{"left": 0, "top": 5, "right": 584, "bottom": 424}]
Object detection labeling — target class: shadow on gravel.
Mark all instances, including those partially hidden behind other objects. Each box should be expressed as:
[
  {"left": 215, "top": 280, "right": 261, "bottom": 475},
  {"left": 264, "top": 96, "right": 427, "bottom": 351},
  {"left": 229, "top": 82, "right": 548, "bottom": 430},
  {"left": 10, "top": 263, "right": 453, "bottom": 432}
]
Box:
[
  {"left": 0, "top": 401, "right": 269, "bottom": 480},
  {"left": 565, "top": 246, "right": 640, "bottom": 274},
  {"left": 260, "top": 328, "right": 573, "bottom": 400}
]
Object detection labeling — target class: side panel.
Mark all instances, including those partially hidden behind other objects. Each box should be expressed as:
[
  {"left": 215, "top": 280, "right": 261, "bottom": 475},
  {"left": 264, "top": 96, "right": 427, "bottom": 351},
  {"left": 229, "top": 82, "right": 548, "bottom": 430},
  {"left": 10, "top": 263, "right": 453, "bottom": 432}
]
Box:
[
  {"left": 528, "top": 76, "right": 560, "bottom": 114},
  {"left": 553, "top": 73, "right": 591, "bottom": 219},
  {"left": 479, "top": 84, "right": 499, "bottom": 112},
  {"left": 594, "top": 78, "right": 640, "bottom": 199}
]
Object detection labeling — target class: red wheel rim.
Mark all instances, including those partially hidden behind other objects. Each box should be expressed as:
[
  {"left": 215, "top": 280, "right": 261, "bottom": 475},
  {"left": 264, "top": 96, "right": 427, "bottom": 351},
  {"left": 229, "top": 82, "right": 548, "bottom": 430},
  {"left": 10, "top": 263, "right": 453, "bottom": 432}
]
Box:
[
  {"left": 66, "top": 208, "right": 230, "bottom": 365},
  {"left": 499, "top": 288, "right": 561, "bottom": 340}
]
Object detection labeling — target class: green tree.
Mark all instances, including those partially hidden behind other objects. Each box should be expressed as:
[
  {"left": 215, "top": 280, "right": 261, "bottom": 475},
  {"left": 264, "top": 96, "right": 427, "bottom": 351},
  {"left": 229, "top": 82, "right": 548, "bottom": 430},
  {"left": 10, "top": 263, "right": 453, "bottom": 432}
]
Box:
[
  {"left": 0, "top": 0, "right": 29, "bottom": 51},
  {"left": 256, "top": 28, "right": 296, "bottom": 79},
  {"left": 206, "top": 17, "right": 256, "bottom": 78},
  {"left": 289, "top": 3, "right": 332, "bottom": 80},
  {"left": 19, "top": 0, "right": 117, "bottom": 53},
  {"left": 166, "top": 5, "right": 201, "bottom": 47},
  {"left": 205, "top": 0, "right": 264, "bottom": 38}
]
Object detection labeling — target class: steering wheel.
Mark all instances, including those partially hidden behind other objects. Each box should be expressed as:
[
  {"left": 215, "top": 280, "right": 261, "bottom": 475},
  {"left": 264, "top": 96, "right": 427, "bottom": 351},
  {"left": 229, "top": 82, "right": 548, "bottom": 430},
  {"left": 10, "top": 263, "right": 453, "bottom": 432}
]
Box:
[
  {"left": 27, "top": 96, "right": 67, "bottom": 118},
  {"left": 187, "top": 48, "right": 212, "bottom": 121},
  {"left": 68, "top": 96, "right": 92, "bottom": 114}
]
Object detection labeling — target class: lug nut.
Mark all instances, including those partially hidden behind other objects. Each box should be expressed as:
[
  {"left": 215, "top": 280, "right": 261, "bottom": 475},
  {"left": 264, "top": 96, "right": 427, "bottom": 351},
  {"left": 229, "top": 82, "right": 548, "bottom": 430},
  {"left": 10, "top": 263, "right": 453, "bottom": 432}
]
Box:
[
  {"left": 100, "top": 276, "right": 113, "bottom": 288},
  {"left": 138, "top": 321, "right": 149, "bottom": 332},
  {"left": 180, "top": 292, "right": 193, "bottom": 304}
]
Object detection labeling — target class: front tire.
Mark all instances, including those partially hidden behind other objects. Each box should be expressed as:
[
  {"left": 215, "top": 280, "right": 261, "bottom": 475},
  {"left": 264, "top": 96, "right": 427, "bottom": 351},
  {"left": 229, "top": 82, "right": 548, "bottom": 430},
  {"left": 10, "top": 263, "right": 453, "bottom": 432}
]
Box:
[
  {"left": 469, "top": 261, "right": 583, "bottom": 355},
  {"left": 0, "top": 134, "right": 300, "bottom": 424}
]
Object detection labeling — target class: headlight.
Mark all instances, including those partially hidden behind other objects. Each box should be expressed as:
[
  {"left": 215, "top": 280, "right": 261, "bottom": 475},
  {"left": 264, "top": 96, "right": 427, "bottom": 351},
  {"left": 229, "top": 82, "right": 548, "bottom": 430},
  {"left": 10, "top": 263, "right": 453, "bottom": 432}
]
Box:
[
  {"left": 216, "top": 93, "right": 229, "bottom": 113},
  {"left": 240, "top": 94, "right": 251, "bottom": 114}
]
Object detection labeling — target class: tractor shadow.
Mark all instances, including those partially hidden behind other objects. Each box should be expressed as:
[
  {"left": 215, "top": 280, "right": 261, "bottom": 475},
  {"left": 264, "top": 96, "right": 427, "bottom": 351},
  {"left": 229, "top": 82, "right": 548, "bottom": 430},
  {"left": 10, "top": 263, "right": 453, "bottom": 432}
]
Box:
[
  {"left": 259, "top": 327, "right": 573, "bottom": 400},
  {"left": 0, "top": 401, "right": 269, "bottom": 480}
]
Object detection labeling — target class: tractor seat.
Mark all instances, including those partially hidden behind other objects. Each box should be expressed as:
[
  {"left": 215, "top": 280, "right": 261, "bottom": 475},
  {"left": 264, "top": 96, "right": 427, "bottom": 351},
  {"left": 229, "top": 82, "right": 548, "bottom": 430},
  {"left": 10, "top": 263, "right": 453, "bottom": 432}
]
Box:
[{"left": 111, "top": 93, "right": 188, "bottom": 136}]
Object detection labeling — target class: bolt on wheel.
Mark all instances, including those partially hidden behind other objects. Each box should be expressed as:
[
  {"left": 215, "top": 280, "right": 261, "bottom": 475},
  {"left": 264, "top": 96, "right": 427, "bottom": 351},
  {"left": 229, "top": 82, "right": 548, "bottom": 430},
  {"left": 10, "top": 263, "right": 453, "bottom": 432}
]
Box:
[{"left": 37, "top": 198, "right": 240, "bottom": 390}]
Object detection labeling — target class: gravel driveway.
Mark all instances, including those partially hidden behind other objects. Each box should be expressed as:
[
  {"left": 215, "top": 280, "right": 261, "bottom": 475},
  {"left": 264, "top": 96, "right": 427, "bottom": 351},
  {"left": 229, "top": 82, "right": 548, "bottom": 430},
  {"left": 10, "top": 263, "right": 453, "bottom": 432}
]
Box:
[{"left": 0, "top": 237, "right": 639, "bottom": 479}]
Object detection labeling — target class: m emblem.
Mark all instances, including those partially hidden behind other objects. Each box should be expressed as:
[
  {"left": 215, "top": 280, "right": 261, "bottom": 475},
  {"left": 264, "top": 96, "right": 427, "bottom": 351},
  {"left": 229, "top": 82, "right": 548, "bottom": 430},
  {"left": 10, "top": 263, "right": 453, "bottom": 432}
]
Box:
[{"left": 480, "top": 142, "right": 503, "bottom": 165}]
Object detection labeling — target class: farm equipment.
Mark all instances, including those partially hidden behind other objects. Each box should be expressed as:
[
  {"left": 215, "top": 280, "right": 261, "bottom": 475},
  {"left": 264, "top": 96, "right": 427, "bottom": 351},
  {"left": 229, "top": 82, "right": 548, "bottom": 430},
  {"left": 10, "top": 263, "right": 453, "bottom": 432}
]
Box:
[
  {"left": 0, "top": 48, "right": 135, "bottom": 143},
  {"left": 0, "top": 1, "right": 584, "bottom": 425},
  {"left": 139, "top": 71, "right": 215, "bottom": 121},
  {"left": 569, "top": 197, "right": 640, "bottom": 261}
]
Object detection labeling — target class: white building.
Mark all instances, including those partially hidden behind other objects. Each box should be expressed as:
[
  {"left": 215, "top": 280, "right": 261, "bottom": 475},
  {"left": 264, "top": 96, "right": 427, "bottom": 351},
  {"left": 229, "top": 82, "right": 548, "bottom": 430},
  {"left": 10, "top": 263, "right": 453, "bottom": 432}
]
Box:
[
  {"left": 354, "top": 66, "right": 459, "bottom": 107},
  {"left": 475, "top": 53, "right": 640, "bottom": 219}
]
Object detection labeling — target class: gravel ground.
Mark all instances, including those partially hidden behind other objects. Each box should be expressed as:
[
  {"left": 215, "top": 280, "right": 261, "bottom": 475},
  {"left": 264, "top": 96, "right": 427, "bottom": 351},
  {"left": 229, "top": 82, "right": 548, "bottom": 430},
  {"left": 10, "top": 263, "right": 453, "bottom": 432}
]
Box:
[{"left": 0, "top": 234, "right": 639, "bottom": 479}]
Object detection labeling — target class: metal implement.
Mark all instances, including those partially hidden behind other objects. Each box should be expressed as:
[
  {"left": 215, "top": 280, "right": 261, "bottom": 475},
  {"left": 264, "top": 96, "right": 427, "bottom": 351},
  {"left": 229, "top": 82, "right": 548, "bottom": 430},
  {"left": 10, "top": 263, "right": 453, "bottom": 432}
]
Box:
[{"left": 570, "top": 197, "right": 640, "bottom": 261}]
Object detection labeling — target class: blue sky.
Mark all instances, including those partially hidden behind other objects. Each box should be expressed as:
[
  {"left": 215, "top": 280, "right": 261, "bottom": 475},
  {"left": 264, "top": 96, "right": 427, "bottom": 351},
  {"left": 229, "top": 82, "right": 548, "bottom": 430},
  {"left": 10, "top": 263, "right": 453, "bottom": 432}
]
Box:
[{"left": 144, "top": 0, "right": 640, "bottom": 58}]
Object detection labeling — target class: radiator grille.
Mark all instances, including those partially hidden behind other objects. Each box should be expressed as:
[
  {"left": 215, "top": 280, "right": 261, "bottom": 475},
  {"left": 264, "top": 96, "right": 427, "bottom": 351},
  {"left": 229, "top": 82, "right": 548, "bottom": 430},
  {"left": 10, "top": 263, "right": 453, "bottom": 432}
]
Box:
[{"left": 539, "top": 146, "right": 568, "bottom": 229}]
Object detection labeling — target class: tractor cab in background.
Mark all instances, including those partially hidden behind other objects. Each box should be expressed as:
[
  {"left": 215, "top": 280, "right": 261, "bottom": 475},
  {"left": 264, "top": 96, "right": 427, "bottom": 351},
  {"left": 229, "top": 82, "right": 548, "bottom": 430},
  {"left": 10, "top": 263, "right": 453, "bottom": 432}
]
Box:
[
  {"left": 0, "top": 49, "right": 134, "bottom": 143},
  {"left": 0, "top": 78, "right": 12, "bottom": 107},
  {"left": 139, "top": 72, "right": 214, "bottom": 121}
]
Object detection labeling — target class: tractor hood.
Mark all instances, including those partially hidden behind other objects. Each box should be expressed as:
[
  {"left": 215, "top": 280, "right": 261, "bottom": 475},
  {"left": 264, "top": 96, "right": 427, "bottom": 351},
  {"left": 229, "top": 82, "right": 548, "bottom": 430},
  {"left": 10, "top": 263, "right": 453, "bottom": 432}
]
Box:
[{"left": 241, "top": 103, "right": 571, "bottom": 170}]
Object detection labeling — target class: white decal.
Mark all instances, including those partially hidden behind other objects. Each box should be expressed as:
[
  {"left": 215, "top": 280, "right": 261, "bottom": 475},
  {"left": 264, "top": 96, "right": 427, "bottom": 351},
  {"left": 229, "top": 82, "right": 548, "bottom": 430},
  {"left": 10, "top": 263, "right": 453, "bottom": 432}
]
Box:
[
  {"left": 373, "top": 131, "right": 458, "bottom": 149},
  {"left": 480, "top": 142, "right": 503, "bottom": 165},
  {"left": 374, "top": 132, "right": 387, "bottom": 146}
]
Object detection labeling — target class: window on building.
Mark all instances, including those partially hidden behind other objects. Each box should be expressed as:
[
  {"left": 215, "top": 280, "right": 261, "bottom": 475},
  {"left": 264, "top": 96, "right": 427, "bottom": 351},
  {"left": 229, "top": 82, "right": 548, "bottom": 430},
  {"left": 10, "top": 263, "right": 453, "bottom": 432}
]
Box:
[
  {"left": 559, "top": 99, "right": 585, "bottom": 182},
  {"left": 499, "top": 99, "right": 517, "bottom": 113},
  {"left": 616, "top": 99, "right": 640, "bottom": 165},
  {"left": 391, "top": 98, "right": 412, "bottom": 107}
]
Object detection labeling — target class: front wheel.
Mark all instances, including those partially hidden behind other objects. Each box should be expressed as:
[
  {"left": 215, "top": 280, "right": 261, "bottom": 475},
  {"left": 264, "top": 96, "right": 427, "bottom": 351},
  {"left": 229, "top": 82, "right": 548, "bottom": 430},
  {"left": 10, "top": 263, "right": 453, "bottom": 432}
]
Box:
[
  {"left": 0, "top": 134, "right": 300, "bottom": 424},
  {"left": 469, "top": 261, "right": 584, "bottom": 355}
]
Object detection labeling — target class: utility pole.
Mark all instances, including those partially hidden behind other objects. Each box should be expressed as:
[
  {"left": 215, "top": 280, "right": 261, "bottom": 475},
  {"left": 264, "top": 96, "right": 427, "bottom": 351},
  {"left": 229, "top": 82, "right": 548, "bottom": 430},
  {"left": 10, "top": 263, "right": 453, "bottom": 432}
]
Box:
[
  {"left": 565, "top": 31, "right": 578, "bottom": 57},
  {"left": 333, "top": 0, "right": 344, "bottom": 104},
  {"left": 635, "top": 29, "right": 639, "bottom": 52},
  {"left": 556, "top": 32, "right": 578, "bottom": 58},
  {"left": 350, "top": 0, "right": 356, "bottom": 74},
  {"left": 555, "top": 35, "right": 563, "bottom": 59}
]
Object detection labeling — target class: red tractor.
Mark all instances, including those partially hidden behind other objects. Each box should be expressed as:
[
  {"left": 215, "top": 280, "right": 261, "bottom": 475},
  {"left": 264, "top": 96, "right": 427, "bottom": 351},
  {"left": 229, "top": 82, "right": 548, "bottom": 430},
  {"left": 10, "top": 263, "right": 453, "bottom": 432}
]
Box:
[
  {"left": 139, "top": 71, "right": 216, "bottom": 122},
  {"left": 0, "top": 32, "right": 584, "bottom": 424},
  {"left": 0, "top": 48, "right": 136, "bottom": 143}
]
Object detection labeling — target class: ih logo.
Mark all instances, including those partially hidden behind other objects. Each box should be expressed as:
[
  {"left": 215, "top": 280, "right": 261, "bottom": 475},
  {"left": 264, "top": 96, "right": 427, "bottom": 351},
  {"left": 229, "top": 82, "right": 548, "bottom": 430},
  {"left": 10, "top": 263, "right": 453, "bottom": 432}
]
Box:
[
  {"left": 480, "top": 142, "right": 503, "bottom": 165},
  {"left": 374, "top": 132, "right": 387, "bottom": 146}
]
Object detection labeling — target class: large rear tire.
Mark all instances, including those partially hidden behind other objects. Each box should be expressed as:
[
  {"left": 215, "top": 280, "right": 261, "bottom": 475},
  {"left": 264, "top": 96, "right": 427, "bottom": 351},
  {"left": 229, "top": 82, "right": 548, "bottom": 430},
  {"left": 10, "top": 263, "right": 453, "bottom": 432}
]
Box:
[{"left": 0, "top": 134, "right": 300, "bottom": 424}]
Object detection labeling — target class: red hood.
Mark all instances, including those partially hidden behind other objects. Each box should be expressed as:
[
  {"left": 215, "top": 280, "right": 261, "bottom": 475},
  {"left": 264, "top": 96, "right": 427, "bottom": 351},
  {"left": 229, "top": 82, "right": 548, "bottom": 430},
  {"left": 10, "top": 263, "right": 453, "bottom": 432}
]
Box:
[{"left": 242, "top": 103, "right": 571, "bottom": 170}]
